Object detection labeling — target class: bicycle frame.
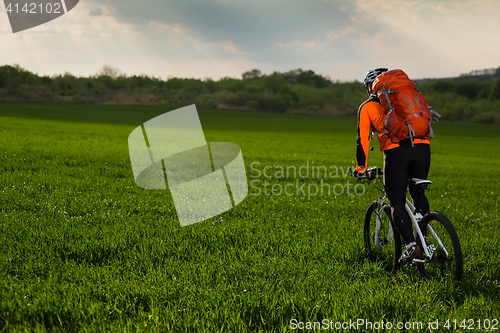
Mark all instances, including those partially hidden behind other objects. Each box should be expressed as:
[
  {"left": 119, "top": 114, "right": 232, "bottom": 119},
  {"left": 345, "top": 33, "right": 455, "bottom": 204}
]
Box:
[
  {"left": 405, "top": 199, "right": 449, "bottom": 261},
  {"left": 375, "top": 189, "right": 450, "bottom": 262}
]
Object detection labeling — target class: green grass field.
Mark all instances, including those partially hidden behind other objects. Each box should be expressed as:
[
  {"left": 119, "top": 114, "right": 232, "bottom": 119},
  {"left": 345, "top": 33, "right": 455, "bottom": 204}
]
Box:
[{"left": 1, "top": 104, "right": 499, "bottom": 332}]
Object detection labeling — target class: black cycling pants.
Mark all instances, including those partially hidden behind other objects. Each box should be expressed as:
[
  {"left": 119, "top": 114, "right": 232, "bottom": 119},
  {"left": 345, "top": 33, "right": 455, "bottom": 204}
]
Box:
[{"left": 384, "top": 143, "right": 431, "bottom": 245}]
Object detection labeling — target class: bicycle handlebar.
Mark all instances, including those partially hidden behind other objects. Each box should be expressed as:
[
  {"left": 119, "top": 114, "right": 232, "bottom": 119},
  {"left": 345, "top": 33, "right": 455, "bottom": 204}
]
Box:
[{"left": 349, "top": 167, "right": 383, "bottom": 181}]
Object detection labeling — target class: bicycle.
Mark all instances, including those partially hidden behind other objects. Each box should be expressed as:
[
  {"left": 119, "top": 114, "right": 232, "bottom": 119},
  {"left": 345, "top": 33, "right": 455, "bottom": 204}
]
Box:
[{"left": 354, "top": 167, "right": 463, "bottom": 281}]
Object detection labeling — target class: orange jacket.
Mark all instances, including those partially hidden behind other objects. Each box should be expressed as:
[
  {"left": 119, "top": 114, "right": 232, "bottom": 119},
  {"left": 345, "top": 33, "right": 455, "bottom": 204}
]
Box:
[{"left": 355, "top": 96, "right": 430, "bottom": 172}]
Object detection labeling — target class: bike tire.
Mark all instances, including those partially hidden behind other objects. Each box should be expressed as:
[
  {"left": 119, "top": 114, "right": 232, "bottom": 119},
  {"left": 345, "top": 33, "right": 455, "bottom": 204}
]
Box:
[
  {"left": 364, "top": 201, "right": 402, "bottom": 273},
  {"left": 418, "top": 211, "right": 463, "bottom": 281}
]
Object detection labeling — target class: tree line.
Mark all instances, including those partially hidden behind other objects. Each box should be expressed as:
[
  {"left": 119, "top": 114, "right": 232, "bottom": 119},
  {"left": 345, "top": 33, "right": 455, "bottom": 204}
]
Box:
[{"left": 1, "top": 64, "right": 499, "bottom": 124}]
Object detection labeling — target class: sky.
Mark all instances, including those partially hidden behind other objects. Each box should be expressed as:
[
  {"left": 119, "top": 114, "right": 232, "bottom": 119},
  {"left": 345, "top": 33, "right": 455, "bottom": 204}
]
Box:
[{"left": 0, "top": 0, "right": 499, "bottom": 82}]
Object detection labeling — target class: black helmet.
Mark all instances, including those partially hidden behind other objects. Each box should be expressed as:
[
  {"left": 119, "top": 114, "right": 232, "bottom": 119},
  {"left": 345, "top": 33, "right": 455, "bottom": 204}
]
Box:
[{"left": 363, "top": 67, "right": 388, "bottom": 87}]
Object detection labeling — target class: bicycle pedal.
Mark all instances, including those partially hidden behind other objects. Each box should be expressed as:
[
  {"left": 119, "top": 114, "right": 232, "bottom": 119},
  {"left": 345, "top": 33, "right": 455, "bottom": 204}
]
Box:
[{"left": 413, "top": 258, "right": 426, "bottom": 264}]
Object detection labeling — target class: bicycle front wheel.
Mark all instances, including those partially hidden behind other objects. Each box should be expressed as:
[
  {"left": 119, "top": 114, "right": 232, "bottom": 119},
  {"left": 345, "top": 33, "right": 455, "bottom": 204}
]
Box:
[
  {"left": 418, "top": 211, "right": 463, "bottom": 281},
  {"left": 364, "top": 201, "right": 402, "bottom": 273}
]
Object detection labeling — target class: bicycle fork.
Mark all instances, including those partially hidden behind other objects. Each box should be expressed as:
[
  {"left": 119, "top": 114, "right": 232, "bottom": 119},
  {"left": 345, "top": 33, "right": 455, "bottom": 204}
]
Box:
[{"left": 374, "top": 196, "right": 392, "bottom": 247}]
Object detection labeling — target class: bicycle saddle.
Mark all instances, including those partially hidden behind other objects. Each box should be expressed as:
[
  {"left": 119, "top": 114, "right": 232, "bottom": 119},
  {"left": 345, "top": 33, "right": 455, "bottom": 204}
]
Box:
[{"left": 411, "top": 178, "right": 432, "bottom": 186}]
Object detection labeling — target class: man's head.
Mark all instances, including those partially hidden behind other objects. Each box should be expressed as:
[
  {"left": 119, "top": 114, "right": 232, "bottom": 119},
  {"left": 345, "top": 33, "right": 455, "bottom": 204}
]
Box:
[{"left": 364, "top": 67, "right": 388, "bottom": 95}]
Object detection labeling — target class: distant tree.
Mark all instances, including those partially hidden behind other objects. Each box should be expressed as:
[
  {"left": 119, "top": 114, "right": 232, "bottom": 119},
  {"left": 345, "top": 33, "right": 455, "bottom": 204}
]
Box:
[
  {"left": 165, "top": 77, "right": 182, "bottom": 90},
  {"left": 0, "top": 65, "right": 19, "bottom": 87},
  {"left": 263, "top": 72, "right": 285, "bottom": 94},
  {"left": 298, "top": 69, "right": 330, "bottom": 88},
  {"left": 489, "top": 77, "right": 500, "bottom": 101},
  {"left": 98, "top": 65, "right": 122, "bottom": 79},
  {"left": 0, "top": 64, "right": 41, "bottom": 87},
  {"left": 283, "top": 68, "right": 330, "bottom": 88},
  {"left": 456, "top": 80, "right": 482, "bottom": 99},
  {"left": 431, "top": 80, "right": 455, "bottom": 94},
  {"left": 242, "top": 69, "right": 262, "bottom": 80},
  {"left": 202, "top": 78, "right": 217, "bottom": 94},
  {"left": 283, "top": 69, "right": 301, "bottom": 84}
]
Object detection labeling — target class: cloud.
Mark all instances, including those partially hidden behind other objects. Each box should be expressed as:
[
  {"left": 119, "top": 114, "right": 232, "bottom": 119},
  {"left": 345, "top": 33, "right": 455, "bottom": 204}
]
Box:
[
  {"left": 274, "top": 26, "right": 356, "bottom": 52},
  {"left": 346, "top": 0, "right": 500, "bottom": 78},
  {"left": 200, "top": 40, "right": 244, "bottom": 55},
  {"left": 89, "top": 8, "right": 103, "bottom": 16},
  {"left": 148, "top": 20, "right": 183, "bottom": 35},
  {"left": 1, "top": 0, "right": 498, "bottom": 81},
  {"left": 84, "top": 0, "right": 358, "bottom": 52}
]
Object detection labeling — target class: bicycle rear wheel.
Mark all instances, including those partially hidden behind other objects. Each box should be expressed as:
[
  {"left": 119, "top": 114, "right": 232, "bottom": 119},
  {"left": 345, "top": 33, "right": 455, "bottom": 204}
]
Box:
[
  {"left": 364, "top": 201, "right": 402, "bottom": 273},
  {"left": 418, "top": 211, "right": 463, "bottom": 281}
]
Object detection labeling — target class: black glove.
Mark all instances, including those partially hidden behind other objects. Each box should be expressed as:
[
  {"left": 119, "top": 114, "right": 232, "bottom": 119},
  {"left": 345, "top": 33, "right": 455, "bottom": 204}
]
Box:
[
  {"left": 365, "top": 167, "right": 382, "bottom": 180},
  {"left": 349, "top": 168, "right": 367, "bottom": 179},
  {"left": 350, "top": 167, "right": 382, "bottom": 180}
]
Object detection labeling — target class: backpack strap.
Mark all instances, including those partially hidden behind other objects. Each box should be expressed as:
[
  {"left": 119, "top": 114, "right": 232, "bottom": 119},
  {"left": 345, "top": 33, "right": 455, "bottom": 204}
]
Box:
[
  {"left": 373, "top": 127, "right": 389, "bottom": 136},
  {"left": 377, "top": 85, "right": 397, "bottom": 109},
  {"left": 406, "top": 120, "right": 416, "bottom": 147},
  {"left": 377, "top": 85, "right": 396, "bottom": 129},
  {"left": 428, "top": 107, "right": 441, "bottom": 139},
  {"left": 430, "top": 107, "right": 442, "bottom": 124},
  {"left": 428, "top": 118, "right": 434, "bottom": 139},
  {"left": 360, "top": 96, "right": 389, "bottom": 143}
]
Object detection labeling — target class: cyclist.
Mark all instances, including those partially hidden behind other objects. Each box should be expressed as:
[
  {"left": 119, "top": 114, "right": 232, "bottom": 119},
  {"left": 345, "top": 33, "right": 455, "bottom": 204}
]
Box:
[{"left": 352, "top": 67, "right": 431, "bottom": 264}]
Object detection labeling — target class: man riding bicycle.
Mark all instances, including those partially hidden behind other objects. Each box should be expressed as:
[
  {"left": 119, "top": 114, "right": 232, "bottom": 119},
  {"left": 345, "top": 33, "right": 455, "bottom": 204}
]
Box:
[{"left": 352, "top": 67, "right": 431, "bottom": 264}]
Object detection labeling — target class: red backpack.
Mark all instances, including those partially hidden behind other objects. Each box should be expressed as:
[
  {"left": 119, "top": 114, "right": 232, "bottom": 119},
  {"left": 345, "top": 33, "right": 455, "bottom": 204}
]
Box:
[{"left": 371, "top": 69, "right": 434, "bottom": 147}]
